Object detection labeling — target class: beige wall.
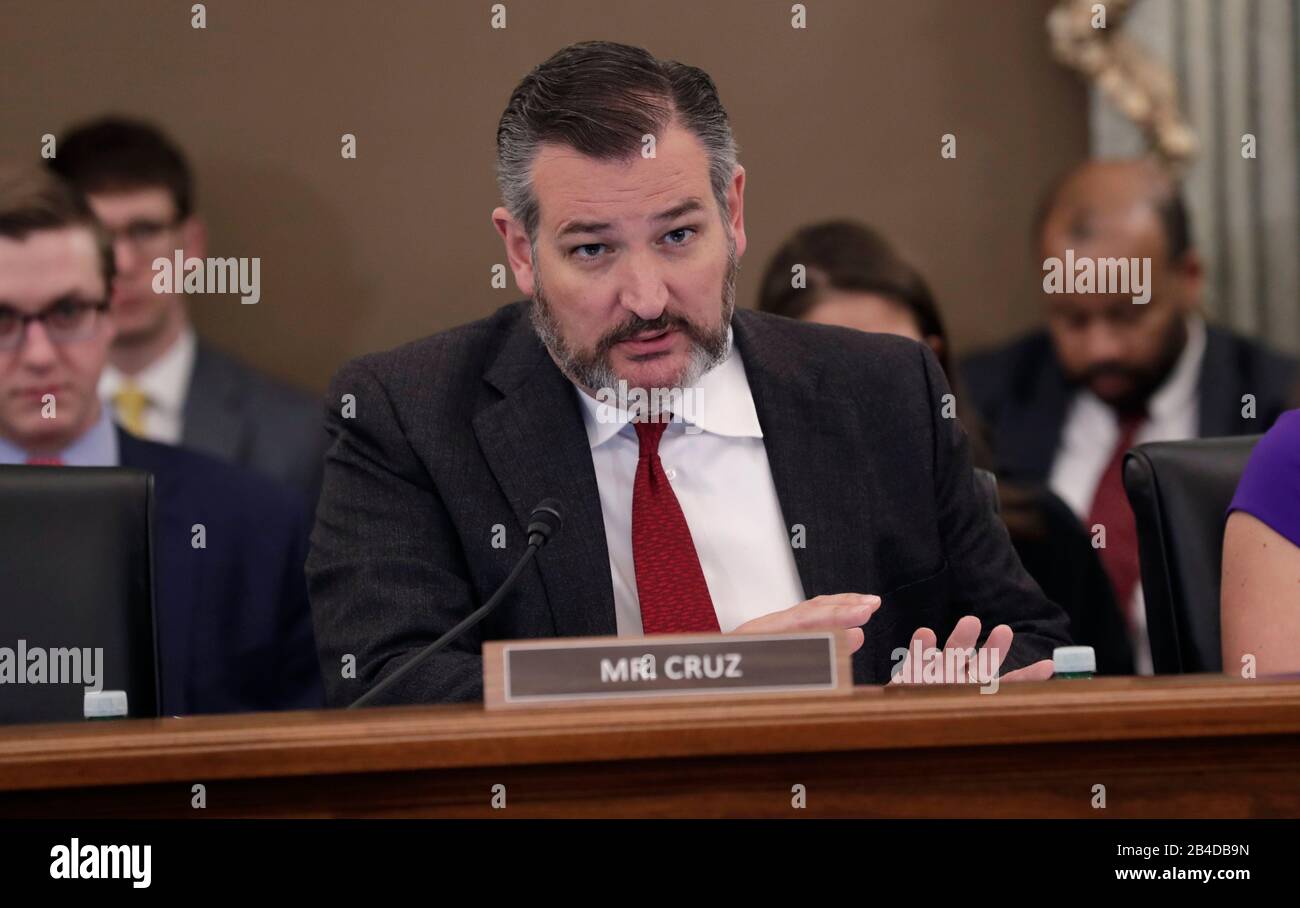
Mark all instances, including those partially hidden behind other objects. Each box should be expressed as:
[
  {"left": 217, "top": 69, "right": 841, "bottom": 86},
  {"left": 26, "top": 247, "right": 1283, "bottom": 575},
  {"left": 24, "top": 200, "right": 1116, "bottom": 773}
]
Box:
[{"left": 1, "top": 0, "right": 1088, "bottom": 393}]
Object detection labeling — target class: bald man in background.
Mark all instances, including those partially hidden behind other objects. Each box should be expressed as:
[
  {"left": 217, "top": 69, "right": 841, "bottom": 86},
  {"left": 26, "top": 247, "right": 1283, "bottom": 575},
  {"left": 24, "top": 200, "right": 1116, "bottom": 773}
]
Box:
[{"left": 961, "top": 158, "right": 1298, "bottom": 673}]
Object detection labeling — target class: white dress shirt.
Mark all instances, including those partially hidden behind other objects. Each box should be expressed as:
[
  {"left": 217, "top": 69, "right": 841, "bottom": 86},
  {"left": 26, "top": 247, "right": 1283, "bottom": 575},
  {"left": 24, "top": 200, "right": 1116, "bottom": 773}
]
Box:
[
  {"left": 98, "top": 325, "right": 197, "bottom": 444},
  {"left": 573, "top": 334, "right": 807, "bottom": 635},
  {"left": 1048, "top": 315, "right": 1207, "bottom": 673}
]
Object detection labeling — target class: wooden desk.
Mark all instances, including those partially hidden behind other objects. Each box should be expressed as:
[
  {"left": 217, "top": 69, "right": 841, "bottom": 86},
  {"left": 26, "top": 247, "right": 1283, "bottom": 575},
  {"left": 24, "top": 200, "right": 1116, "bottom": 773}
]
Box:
[{"left": 1, "top": 675, "right": 1298, "bottom": 817}]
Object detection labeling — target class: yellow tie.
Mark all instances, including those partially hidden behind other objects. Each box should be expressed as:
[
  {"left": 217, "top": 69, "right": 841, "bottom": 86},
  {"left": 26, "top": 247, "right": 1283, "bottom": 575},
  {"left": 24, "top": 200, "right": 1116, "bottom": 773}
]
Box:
[{"left": 113, "top": 381, "right": 149, "bottom": 436}]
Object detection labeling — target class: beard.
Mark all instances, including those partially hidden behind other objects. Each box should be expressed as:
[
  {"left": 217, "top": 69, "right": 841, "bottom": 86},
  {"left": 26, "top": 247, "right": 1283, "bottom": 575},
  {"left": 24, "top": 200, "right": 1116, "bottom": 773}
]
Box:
[
  {"left": 1072, "top": 315, "right": 1188, "bottom": 415},
  {"left": 529, "top": 236, "right": 738, "bottom": 395}
]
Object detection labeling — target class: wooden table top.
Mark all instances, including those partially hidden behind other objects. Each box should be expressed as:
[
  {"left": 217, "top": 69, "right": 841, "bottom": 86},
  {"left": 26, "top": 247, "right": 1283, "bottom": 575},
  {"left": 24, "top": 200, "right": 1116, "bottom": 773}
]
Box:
[{"left": 2, "top": 674, "right": 1297, "bottom": 794}]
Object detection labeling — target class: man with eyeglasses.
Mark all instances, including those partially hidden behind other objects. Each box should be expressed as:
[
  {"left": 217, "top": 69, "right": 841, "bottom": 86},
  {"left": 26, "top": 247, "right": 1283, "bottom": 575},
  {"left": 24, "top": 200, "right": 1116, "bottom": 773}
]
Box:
[
  {"left": 47, "top": 116, "right": 326, "bottom": 508},
  {"left": 0, "top": 164, "right": 323, "bottom": 715}
]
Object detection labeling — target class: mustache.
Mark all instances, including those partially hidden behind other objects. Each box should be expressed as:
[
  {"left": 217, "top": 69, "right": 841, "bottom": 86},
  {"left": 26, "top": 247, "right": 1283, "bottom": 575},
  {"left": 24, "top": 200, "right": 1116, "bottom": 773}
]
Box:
[
  {"left": 1071, "top": 356, "right": 1154, "bottom": 385},
  {"left": 596, "top": 312, "right": 694, "bottom": 352},
  {"left": 1079, "top": 362, "right": 1140, "bottom": 384}
]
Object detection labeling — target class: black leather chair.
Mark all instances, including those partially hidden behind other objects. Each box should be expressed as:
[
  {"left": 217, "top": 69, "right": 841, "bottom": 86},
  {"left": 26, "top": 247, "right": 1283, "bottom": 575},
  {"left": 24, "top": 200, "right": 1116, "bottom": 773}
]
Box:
[
  {"left": 1123, "top": 436, "right": 1261, "bottom": 674},
  {"left": 0, "top": 466, "right": 160, "bottom": 723}
]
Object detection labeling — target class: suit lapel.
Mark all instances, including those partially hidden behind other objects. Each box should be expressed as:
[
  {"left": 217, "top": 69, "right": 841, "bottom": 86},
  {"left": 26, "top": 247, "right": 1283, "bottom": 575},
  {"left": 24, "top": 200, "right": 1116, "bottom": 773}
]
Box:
[
  {"left": 1196, "top": 325, "right": 1242, "bottom": 437},
  {"left": 731, "top": 311, "right": 875, "bottom": 608},
  {"left": 472, "top": 313, "right": 617, "bottom": 637},
  {"left": 182, "top": 343, "right": 248, "bottom": 463}
]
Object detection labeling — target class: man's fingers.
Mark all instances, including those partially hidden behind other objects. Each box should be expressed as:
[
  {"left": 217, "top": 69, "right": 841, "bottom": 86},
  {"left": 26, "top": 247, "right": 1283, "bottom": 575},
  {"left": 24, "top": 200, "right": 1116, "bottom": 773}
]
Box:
[
  {"left": 844, "top": 626, "right": 865, "bottom": 654},
  {"left": 891, "top": 626, "right": 937, "bottom": 683},
  {"left": 790, "top": 595, "right": 880, "bottom": 631},
  {"left": 894, "top": 618, "right": 1050, "bottom": 685},
  {"left": 733, "top": 594, "right": 879, "bottom": 635},
  {"left": 942, "top": 614, "right": 982, "bottom": 653},
  {"left": 811, "top": 593, "right": 882, "bottom": 613},
  {"left": 910, "top": 626, "right": 937, "bottom": 651},
  {"left": 1001, "top": 659, "right": 1055, "bottom": 683},
  {"left": 982, "top": 623, "right": 1014, "bottom": 675}
]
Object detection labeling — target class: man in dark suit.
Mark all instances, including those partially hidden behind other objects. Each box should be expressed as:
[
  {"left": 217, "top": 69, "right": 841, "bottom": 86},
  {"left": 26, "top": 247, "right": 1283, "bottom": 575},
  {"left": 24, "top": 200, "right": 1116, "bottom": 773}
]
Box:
[
  {"left": 48, "top": 117, "right": 326, "bottom": 507},
  {"left": 960, "top": 158, "right": 1298, "bottom": 671},
  {"left": 180, "top": 340, "right": 325, "bottom": 506},
  {"left": 307, "top": 41, "right": 1070, "bottom": 706},
  {"left": 0, "top": 164, "right": 323, "bottom": 715}
]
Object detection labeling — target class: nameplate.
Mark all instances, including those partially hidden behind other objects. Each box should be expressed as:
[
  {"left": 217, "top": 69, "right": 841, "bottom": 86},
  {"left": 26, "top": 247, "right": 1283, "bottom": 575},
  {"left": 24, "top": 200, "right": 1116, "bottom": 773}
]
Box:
[{"left": 482, "top": 632, "right": 852, "bottom": 710}]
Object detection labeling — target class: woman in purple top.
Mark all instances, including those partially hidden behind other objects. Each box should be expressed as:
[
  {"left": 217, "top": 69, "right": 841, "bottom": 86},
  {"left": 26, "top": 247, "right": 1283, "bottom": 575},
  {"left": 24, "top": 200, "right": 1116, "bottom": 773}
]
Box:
[{"left": 1222, "top": 409, "right": 1300, "bottom": 674}]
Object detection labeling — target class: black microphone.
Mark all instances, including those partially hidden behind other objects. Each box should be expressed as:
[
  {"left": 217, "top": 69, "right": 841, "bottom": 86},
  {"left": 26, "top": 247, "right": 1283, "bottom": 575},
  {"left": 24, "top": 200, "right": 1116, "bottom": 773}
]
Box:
[
  {"left": 525, "top": 499, "right": 562, "bottom": 547},
  {"left": 349, "top": 499, "right": 563, "bottom": 709}
]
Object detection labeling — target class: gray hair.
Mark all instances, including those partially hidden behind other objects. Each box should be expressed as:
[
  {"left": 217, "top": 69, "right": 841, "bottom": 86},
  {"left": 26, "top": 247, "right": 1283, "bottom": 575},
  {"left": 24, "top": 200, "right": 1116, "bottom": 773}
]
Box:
[{"left": 496, "top": 40, "right": 739, "bottom": 245}]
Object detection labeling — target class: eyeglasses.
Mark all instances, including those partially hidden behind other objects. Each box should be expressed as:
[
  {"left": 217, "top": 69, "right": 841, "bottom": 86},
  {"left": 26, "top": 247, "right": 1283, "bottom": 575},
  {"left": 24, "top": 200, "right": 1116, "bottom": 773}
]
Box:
[
  {"left": 0, "top": 300, "right": 110, "bottom": 352},
  {"left": 103, "top": 216, "right": 184, "bottom": 252}
]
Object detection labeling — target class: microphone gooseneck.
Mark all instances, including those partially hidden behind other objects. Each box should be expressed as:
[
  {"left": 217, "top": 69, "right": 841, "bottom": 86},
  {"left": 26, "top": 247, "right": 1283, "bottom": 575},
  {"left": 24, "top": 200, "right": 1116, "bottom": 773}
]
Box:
[{"left": 348, "top": 499, "right": 563, "bottom": 709}]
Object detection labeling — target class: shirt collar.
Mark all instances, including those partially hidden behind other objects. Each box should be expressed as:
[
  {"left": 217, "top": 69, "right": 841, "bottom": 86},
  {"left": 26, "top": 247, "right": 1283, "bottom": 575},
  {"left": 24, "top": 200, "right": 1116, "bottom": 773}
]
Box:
[
  {"left": 99, "top": 323, "right": 197, "bottom": 419},
  {"left": 573, "top": 325, "right": 764, "bottom": 449},
  {"left": 0, "top": 402, "right": 120, "bottom": 467}
]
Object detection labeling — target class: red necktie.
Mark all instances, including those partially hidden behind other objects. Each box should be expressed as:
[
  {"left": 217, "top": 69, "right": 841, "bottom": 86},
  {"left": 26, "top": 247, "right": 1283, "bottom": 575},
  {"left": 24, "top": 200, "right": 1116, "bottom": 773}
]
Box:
[
  {"left": 1086, "top": 410, "right": 1146, "bottom": 623},
  {"left": 631, "top": 420, "right": 719, "bottom": 634},
  {"left": 25, "top": 455, "right": 64, "bottom": 466}
]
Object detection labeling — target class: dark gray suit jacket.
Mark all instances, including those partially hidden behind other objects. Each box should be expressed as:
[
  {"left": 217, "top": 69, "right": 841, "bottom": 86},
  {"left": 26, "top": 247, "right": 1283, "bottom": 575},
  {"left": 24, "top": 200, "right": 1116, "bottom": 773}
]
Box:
[
  {"left": 307, "top": 302, "right": 1071, "bottom": 706},
  {"left": 183, "top": 340, "right": 327, "bottom": 508}
]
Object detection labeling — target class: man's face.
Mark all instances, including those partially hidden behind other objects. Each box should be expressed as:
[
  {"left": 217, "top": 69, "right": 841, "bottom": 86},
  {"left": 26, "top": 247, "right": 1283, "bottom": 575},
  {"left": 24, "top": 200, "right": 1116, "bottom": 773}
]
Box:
[
  {"left": 0, "top": 226, "right": 115, "bottom": 451},
  {"left": 85, "top": 187, "right": 197, "bottom": 345},
  {"left": 1041, "top": 207, "right": 1197, "bottom": 411},
  {"left": 495, "top": 122, "right": 747, "bottom": 393}
]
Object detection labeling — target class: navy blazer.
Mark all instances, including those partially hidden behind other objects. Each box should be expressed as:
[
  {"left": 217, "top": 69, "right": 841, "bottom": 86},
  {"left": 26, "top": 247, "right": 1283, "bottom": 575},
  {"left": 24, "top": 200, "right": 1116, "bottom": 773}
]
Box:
[{"left": 118, "top": 429, "right": 324, "bottom": 715}]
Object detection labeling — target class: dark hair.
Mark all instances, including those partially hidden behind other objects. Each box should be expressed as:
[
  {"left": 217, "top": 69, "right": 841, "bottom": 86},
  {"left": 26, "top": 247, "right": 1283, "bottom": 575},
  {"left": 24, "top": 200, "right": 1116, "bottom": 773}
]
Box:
[
  {"left": 756, "top": 218, "right": 1009, "bottom": 479},
  {"left": 757, "top": 220, "right": 951, "bottom": 373},
  {"left": 1033, "top": 162, "right": 1193, "bottom": 263},
  {"left": 0, "top": 165, "right": 115, "bottom": 289},
  {"left": 1154, "top": 191, "right": 1192, "bottom": 261},
  {"left": 496, "top": 41, "right": 737, "bottom": 245},
  {"left": 48, "top": 116, "right": 194, "bottom": 219}
]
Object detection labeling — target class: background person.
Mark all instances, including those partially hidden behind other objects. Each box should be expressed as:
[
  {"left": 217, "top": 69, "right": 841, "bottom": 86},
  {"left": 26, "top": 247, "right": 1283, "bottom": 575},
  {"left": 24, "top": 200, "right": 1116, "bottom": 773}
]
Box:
[
  {"left": 961, "top": 159, "right": 1298, "bottom": 672},
  {"left": 48, "top": 117, "right": 327, "bottom": 508},
  {"left": 0, "top": 165, "right": 323, "bottom": 715}
]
